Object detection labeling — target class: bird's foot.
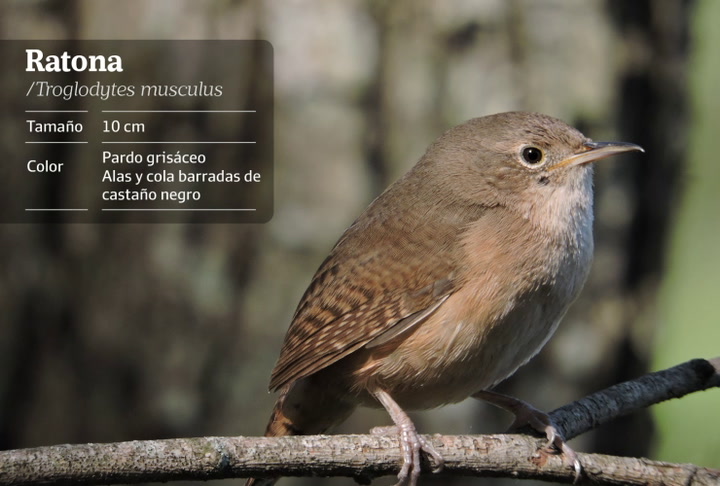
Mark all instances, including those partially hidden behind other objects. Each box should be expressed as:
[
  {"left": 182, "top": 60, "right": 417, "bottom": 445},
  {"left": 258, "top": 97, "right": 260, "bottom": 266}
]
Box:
[
  {"left": 372, "top": 424, "right": 444, "bottom": 485},
  {"left": 473, "top": 390, "right": 581, "bottom": 481},
  {"left": 372, "top": 390, "right": 444, "bottom": 486},
  {"left": 509, "top": 405, "right": 581, "bottom": 480}
]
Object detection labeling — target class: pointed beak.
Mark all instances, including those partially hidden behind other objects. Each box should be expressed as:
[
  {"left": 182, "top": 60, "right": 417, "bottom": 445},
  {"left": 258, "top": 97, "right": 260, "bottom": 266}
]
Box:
[{"left": 550, "top": 141, "right": 644, "bottom": 171}]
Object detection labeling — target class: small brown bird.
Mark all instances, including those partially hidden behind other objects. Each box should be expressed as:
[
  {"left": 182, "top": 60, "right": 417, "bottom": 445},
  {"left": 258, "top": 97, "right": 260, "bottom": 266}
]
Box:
[{"left": 247, "top": 112, "right": 643, "bottom": 486}]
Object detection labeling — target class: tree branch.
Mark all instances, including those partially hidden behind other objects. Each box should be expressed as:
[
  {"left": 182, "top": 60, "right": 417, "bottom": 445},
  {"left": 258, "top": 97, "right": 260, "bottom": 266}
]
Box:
[
  {"left": 551, "top": 357, "right": 720, "bottom": 441},
  {"left": 1, "top": 357, "right": 718, "bottom": 486}
]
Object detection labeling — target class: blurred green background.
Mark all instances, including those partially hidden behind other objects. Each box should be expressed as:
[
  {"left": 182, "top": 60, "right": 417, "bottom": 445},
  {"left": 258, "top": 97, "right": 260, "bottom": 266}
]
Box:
[
  {"left": 651, "top": 0, "right": 720, "bottom": 468},
  {"left": 0, "top": 1, "right": 717, "bottom": 485}
]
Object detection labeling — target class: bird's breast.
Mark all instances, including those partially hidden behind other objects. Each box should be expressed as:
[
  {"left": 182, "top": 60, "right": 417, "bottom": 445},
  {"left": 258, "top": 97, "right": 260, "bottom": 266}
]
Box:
[{"left": 350, "top": 208, "right": 593, "bottom": 411}]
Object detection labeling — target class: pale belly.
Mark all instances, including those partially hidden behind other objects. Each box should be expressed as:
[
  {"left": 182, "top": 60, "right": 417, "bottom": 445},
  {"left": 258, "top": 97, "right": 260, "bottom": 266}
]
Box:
[{"left": 350, "top": 264, "right": 588, "bottom": 411}]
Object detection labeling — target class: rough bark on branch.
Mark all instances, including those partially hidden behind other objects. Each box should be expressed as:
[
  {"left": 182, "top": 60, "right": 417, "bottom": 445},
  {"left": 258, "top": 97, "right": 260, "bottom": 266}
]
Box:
[{"left": 1, "top": 357, "right": 718, "bottom": 486}]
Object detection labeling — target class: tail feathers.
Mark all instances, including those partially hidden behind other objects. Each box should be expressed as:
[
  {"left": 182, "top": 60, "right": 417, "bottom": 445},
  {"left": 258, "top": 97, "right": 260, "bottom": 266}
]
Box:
[
  {"left": 246, "top": 383, "right": 356, "bottom": 486},
  {"left": 265, "top": 392, "right": 304, "bottom": 436},
  {"left": 245, "top": 393, "right": 300, "bottom": 486}
]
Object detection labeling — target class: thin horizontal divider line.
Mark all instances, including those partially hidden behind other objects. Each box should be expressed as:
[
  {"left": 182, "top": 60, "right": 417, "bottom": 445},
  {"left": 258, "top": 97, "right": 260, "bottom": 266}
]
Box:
[
  {"left": 101, "top": 110, "right": 256, "bottom": 113},
  {"left": 101, "top": 208, "right": 257, "bottom": 211},
  {"left": 25, "top": 110, "right": 89, "bottom": 113},
  {"left": 25, "top": 208, "right": 89, "bottom": 211},
  {"left": 100, "top": 141, "right": 256, "bottom": 144},
  {"left": 25, "top": 141, "right": 88, "bottom": 144}
]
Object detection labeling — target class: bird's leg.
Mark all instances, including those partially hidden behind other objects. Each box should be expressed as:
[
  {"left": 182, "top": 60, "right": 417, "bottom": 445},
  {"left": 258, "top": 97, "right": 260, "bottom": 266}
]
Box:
[
  {"left": 372, "top": 389, "right": 444, "bottom": 486},
  {"left": 473, "top": 390, "right": 581, "bottom": 479}
]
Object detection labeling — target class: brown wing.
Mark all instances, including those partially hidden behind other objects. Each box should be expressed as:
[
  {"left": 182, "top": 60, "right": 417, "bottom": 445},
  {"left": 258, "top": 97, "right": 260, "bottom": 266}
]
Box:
[{"left": 268, "top": 187, "right": 487, "bottom": 392}]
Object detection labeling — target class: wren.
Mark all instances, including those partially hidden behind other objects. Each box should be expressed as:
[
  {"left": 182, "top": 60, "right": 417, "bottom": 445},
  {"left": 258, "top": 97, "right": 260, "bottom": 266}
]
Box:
[{"left": 246, "top": 112, "right": 643, "bottom": 486}]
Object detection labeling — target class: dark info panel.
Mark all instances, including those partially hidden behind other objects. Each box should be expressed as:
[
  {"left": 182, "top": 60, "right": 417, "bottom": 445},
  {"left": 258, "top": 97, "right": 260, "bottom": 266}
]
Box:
[{"left": 0, "top": 40, "right": 273, "bottom": 223}]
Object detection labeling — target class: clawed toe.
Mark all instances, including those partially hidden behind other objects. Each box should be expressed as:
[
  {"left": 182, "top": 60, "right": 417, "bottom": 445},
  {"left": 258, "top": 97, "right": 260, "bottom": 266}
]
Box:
[
  {"left": 473, "top": 390, "right": 583, "bottom": 481},
  {"left": 415, "top": 433, "right": 444, "bottom": 473},
  {"left": 395, "top": 423, "right": 443, "bottom": 485},
  {"left": 541, "top": 423, "right": 581, "bottom": 481},
  {"left": 372, "top": 390, "right": 444, "bottom": 486},
  {"left": 372, "top": 423, "right": 444, "bottom": 485}
]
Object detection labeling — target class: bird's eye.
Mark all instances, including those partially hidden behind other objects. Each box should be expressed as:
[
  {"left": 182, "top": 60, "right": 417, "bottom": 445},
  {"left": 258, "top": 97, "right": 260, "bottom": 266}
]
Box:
[{"left": 521, "top": 146, "right": 544, "bottom": 166}]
